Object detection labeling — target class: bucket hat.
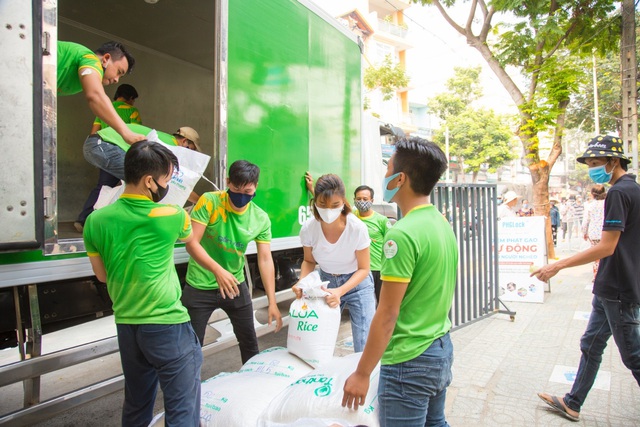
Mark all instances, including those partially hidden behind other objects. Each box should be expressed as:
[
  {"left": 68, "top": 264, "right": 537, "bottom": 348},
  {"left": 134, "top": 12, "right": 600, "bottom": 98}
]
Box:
[{"left": 577, "top": 135, "right": 630, "bottom": 165}]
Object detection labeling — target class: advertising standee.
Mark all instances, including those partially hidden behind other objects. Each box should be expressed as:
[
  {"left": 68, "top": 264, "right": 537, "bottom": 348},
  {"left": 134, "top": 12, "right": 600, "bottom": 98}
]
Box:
[{"left": 498, "top": 216, "right": 547, "bottom": 303}]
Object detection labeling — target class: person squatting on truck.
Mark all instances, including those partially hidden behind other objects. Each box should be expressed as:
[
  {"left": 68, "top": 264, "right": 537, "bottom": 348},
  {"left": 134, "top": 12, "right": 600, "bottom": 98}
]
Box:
[
  {"left": 342, "top": 137, "right": 458, "bottom": 426},
  {"left": 293, "top": 174, "right": 377, "bottom": 353},
  {"left": 82, "top": 123, "right": 202, "bottom": 205},
  {"left": 84, "top": 141, "right": 202, "bottom": 426},
  {"left": 75, "top": 84, "right": 144, "bottom": 232},
  {"left": 181, "top": 160, "right": 283, "bottom": 363}
]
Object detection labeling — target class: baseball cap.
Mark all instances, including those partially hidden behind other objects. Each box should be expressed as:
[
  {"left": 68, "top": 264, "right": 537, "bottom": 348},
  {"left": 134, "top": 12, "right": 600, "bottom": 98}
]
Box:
[
  {"left": 174, "top": 127, "right": 201, "bottom": 152},
  {"left": 577, "top": 135, "right": 630, "bottom": 165}
]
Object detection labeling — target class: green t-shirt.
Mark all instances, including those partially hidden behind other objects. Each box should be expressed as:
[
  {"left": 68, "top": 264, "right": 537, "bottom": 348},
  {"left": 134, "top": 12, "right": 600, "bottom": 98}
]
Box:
[
  {"left": 355, "top": 210, "right": 392, "bottom": 271},
  {"left": 83, "top": 194, "right": 192, "bottom": 324},
  {"left": 96, "top": 123, "right": 177, "bottom": 151},
  {"left": 380, "top": 204, "right": 458, "bottom": 365},
  {"left": 57, "top": 41, "right": 104, "bottom": 96},
  {"left": 186, "top": 191, "right": 271, "bottom": 290},
  {"left": 94, "top": 101, "right": 142, "bottom": 129}
]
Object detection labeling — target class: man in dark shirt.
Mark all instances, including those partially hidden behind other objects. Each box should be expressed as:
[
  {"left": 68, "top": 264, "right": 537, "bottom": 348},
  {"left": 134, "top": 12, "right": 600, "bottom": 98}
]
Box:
[{"left": 532, "top": 135, "right": 640, "bottom": 422}]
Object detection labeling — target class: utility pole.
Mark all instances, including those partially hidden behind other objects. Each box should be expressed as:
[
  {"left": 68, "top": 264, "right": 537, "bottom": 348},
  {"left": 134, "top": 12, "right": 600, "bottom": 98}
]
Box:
[
  {"left": 592, "top": 54, "right": 600, "bottom": 135},
  {"left": 621, "top": 0, "right": 638, "bottom": 176}
]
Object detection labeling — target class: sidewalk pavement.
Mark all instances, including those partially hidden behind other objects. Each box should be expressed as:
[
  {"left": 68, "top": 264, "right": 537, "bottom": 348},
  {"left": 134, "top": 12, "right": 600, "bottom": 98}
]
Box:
[
  {"left": 441, "top": 241, "right": 639, "bottom": 426},
  {"left": 27, "top": 238, "right": 640, "bottom": 426}
]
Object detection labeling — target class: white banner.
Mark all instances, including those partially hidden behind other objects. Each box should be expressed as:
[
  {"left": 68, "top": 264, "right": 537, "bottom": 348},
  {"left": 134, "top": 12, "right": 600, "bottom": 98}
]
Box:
[{"left": 498, "top": 216, "right": 547, "bottom": 303}]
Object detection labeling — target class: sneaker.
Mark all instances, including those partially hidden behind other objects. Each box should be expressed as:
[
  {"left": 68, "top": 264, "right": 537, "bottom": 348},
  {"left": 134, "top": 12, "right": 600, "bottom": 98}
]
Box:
[{"left": 73, "top": 222, "right": 84, "bottom": 233}]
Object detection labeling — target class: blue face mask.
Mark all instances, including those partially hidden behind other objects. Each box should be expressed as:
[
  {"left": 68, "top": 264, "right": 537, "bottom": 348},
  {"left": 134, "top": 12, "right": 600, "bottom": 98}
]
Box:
[
  {"left": 227, "top": 188, "right": 255, "bottom": 208},
  {"left": 588, "top": 163, "right": 613, "bottom": 184},
  {"left": 382, "top": 172, "right": 401, "bottom": 202}
]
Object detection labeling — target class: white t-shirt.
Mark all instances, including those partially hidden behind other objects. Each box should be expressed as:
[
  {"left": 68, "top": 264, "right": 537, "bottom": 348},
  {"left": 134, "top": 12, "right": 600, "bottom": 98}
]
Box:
[
  {"left": 300, "top": 213, "right": 370, "bottom": 274},
  {"left": 497, "top": 203, "right": 517, "bottom": 220}
]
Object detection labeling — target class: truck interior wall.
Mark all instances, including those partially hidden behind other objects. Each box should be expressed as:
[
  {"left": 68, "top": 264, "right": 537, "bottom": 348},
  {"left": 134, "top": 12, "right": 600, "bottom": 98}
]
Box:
[{"left": 56, "top": 17, "right": 217, "bottom": 224}]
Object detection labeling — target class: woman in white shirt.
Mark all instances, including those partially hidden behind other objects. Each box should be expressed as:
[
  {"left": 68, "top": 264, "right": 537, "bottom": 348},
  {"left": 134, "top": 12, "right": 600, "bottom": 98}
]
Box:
[{"left": 293, "top": 174, "right": 376, "bottom": 352}]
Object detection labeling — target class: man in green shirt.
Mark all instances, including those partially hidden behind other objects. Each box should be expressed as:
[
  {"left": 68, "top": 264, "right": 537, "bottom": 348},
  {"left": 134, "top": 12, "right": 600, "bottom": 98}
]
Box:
[
  {"left": 343, "top": 137, "right": 458, "bottom": 426},
  {"left": 58, "top": 40, "right": 144, "bottom": 145},
  {"left": 353, "top": 185, "right": 392, "bottom": 303},
  {"left": 90, "top": 83, "right": 142, "bottom": 133},
  {"left": 76, "top": 84, "right": 143, "bottom": 232},
  {"left": 84, "top": 141, "right": 202, "bottom": 426},
  {"left": 181, "top": 160, "right": 283, "bottom": 363}
]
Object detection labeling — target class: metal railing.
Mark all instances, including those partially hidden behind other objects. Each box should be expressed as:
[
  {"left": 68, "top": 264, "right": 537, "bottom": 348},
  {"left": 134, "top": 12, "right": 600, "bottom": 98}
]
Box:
[
  {"left": 432, "top": 183, "right": 514, "bottom": 329},
  {"left": 377, "top": 19, "right": 408, "bottom": 38}
]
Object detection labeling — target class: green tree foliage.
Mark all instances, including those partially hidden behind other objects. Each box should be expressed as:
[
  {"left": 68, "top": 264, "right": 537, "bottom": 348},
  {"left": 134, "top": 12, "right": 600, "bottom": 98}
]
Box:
[
  {"left": 363, "top": 55, "right": 410, "bottom": 101},
  {"left": 434, "top": 108, "right": 517, "bottom": 181},
  {"left": 566, "top": 16, "right": 640, "bottom": 134},
  {"left": 428, "top": 66, "right": 483, "bottom": 120},
  {"left": 414, "top": 0, "right": 621, "bottom": 257},
  {"left": 429, "top": 67, "right": 516, "bottom": 181},
  {"left": 566, "top": 54, "right": 622, "bottom": 134},
  {"left": 414, "top": 0, "right": 619, "bottom": 173}
]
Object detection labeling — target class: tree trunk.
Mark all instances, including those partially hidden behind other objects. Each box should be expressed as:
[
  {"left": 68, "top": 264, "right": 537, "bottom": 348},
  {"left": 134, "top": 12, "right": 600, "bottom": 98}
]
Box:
[{"left": 528, "top": 156, "right": 556, "bottom": 260}]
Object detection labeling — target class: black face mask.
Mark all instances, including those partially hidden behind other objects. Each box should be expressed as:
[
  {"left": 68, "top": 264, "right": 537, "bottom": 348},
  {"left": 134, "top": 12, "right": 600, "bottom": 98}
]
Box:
[
  {"left": 150, "top": 178, "right": 169, "bottom": 203},
  {"left": 227, "top": 188, "right": 255, "bottom": 208}
]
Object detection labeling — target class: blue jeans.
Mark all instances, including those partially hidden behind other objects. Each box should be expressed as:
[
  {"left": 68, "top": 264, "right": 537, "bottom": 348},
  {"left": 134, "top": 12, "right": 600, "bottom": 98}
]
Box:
[
  {"left": 319, "top": 270, "right": 375, "bottom": 352},
  {"left": 564, "top": 295, "right": 640, "bottom": 412},
  {"left": 117, "top": 322, "right": 203, "bottom": 427},
  {"left": 378, "top": 333, "right": 453, "bottom": 427},
  {"left": 83, "top": 134, "right": 126, "bottom": 180}
]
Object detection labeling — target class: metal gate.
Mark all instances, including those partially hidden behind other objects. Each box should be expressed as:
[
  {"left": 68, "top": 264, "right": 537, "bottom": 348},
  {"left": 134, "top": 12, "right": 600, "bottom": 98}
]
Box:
[{"left": 432, "top": 183, "right": 514, "bottom": 329}]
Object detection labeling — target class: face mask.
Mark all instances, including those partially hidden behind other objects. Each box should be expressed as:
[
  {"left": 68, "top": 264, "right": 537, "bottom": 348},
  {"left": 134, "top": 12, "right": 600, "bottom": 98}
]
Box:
[
  {"left": 382, "top": 172, "right": 401, "bottom": 203},
  {"left": 354, "top": 200, "right": 372, "bottom": 212},
  {"left": 315, "top": 204, "right": 343, "bottom": 224},
  {"left": 150, "top": 178, "right": 169, "bottom": 203},
  {"left": 588, "top": 163, "right": 613, "bottom": 184},
  {"left": 227, "top": 188, "right": 255, "bottom": 208}
]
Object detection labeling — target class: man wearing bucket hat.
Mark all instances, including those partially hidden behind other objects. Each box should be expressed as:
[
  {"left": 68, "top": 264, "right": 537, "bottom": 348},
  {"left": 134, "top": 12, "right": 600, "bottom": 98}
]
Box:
[
  {"left": 533, "top": 135, "right": 640, "bottom": 422},
  {"left": 497, "top": 190, "right": 521, "bottom": 220}
]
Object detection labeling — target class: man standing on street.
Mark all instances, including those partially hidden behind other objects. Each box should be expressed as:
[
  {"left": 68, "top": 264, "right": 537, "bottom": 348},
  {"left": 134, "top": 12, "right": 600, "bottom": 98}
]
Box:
[
  {"left": 533, "top": 135, "right": 640, "bottom": 422},
  {"left": 342, "top": 137, "right": 458, "bottom": 426},
  {"left": 353, "top": 185, "right": 392, "bottom": 303},
  {"left": 84, "top": 141, "right": 202, "bottom": 426},
  {"left": 181, "top": 160, "right": 283, "bottom": 363}
]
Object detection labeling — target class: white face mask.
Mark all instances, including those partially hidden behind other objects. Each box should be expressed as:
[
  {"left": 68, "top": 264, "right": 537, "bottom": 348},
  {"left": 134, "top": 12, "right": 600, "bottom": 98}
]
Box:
[{"left": 315, "top": 204, "right": 343, "bottom": 224}]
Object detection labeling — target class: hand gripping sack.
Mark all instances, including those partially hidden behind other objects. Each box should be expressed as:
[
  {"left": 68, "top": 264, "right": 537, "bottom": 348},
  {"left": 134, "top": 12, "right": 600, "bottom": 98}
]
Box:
[{"left": 287, "top": 271, "right": 341, "bottom": 367}]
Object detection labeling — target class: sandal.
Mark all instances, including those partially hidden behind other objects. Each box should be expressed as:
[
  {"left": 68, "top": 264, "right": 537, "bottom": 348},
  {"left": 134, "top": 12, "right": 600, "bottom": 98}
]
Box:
[{"left": 538, "top": 392, "right": 580, "bottom": 422}]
